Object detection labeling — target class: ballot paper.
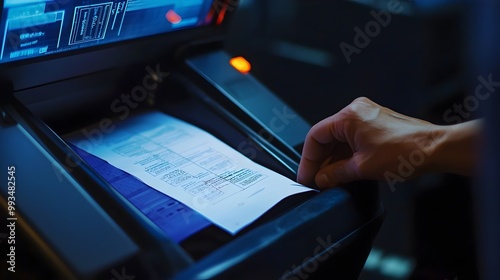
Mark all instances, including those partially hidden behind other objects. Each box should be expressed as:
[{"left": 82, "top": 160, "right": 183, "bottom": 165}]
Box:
[
  {"left": 70, "top": 144, "right": 211, "bottom": 242},
  {"left": 65, "top": 111, "right": 311, "bottom": 234}
]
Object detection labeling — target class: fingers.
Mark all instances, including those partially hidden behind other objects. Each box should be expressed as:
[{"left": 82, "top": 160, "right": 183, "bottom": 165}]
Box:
[
  {"left": 297, "top": 115, "right": 345, "bottom": 187},
  {"left": 297, "top": 144, "right": 333, "bottom": 187},
  {"left": 297, "top": 97, "right": 377, "bottom": 188},
  {"left": 314, "top": 157, "right": 360, "bottom": 188}
]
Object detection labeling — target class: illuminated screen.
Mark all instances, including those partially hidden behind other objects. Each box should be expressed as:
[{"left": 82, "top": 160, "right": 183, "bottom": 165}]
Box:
[{"left": 0, "top": 0, "right": 215, "bottom": 63}]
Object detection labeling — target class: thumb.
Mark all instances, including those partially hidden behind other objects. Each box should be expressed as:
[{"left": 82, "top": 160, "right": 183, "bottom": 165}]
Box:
[{"left": 315, "top": 157, "right": 360, "bottom": 188}]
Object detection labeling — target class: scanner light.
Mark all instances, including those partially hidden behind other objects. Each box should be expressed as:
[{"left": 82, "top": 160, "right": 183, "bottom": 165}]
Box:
[
  {"left": 230, "top": 56, "right": 251, "bottom": 74},
  {"left": 166, "top": 10, "right": 182, "bottom": 24}
]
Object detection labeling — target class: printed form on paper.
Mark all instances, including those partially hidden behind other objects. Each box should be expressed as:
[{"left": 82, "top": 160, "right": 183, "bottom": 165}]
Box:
[{"left": 65, "top": 111, "right": 312, "bottom": 234}]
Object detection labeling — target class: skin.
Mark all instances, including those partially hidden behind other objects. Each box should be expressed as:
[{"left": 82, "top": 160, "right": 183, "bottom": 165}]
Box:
[{"left": 297, "top": 97, "right": 482, "bottom": 189}]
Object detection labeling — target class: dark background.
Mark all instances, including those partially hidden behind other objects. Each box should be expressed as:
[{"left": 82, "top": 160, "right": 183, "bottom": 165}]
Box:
[{"left": 222, "top": 0, "right": 496, "bottom": 279}]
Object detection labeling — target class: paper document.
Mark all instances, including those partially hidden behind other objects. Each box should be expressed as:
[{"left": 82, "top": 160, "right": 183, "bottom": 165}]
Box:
[
  {"left": 70, "top": 144, "right": 211, "bottom": 242},
  {"left": 65, "top": 111, "right": 311, "bottom": 234}
]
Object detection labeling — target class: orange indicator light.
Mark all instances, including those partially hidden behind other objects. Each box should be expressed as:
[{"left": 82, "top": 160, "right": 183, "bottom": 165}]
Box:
[
  {"left": 229, "top": 56, "right": 251, "bottom": 74},
  {"left": 166, "top": 10, "right": 182, "bottom": 24},
  {"left": 216, "top": 5, "right": 227, "bottom": 25}
]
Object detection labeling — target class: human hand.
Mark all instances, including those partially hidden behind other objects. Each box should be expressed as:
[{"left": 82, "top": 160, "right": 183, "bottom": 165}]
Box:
[{"left": 297, "top": 97, "right": 443, "bottom": 189}]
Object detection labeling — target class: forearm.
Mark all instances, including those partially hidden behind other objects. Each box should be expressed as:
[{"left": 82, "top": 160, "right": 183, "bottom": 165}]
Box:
[{"left": 427, "top": 119, "right": 483, "bottom": 176}]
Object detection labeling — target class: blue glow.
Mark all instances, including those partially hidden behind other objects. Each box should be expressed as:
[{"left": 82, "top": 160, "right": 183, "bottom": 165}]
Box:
[
  {"left": 363, "top": 248, "right": 415, "bottom": 279},
  {"left": 0, "top": 0, "right": 214, "bottom": 63}
]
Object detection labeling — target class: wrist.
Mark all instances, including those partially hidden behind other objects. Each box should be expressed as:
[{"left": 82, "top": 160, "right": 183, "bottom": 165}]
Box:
[
  {"left": 427, "top": 120, "right": 482, "bottom": 176},
  {"left": 415, "top": 124, "right": 446, "bottom": 174}
]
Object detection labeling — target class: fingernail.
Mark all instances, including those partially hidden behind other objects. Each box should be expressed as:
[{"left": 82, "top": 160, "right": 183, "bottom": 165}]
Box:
[
  {"left": 296, "top": 173, "right": 303, "bottom": 184},
  {"left": 317, "top": 173, "right": 331, "bottom": 188}
]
